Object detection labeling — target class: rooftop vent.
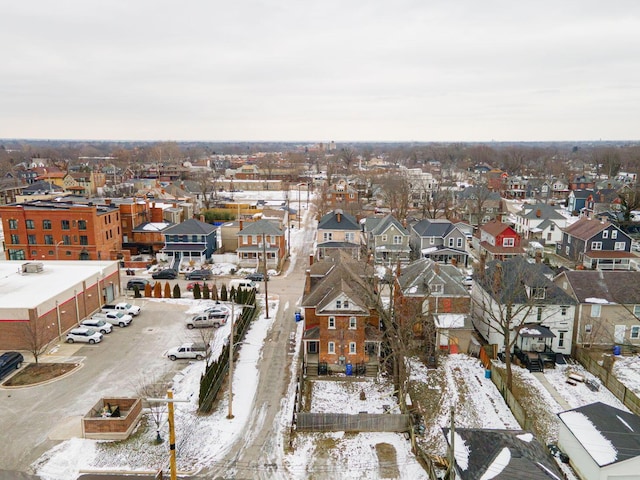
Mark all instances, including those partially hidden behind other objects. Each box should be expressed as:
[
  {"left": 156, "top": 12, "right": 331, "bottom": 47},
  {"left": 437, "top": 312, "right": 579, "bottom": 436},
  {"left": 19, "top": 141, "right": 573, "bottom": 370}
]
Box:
[{"left": 22, "top": 262, "right": 44, "bottom": 274}]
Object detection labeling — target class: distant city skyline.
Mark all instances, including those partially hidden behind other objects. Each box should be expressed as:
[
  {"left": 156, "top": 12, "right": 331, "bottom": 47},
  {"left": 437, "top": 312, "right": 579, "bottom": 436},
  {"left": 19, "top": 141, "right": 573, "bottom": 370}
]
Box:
[{"left": 2, "top": 1, "right": 639, "bottom": 142}]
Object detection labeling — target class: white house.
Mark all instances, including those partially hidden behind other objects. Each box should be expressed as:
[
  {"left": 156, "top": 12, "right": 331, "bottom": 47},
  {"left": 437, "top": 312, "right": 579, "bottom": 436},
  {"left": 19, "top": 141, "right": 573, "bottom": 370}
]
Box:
[
  {"left": 514, "top": 203, "right": 568, "bottom": 245},
  {"left": 558, "top": 402, "right": 640, "bottom": 480}
]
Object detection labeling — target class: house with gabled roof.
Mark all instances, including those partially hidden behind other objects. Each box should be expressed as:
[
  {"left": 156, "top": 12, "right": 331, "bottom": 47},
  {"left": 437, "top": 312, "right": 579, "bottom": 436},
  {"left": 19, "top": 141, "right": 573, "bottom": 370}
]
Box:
[
  {"left": 472, "top": 256, "right": 576, "bottom": 371},
  {"left": 409, "top": 218, "right": 469, "bottom": 267},
  {"left": 556, "top": 217, "right": 634, "bottom": 270},
  {"left": 568, "top": 189, "right": 592, "bottom": 216},
  {"left": 442, "top": 428, "right": 564, "bottom": 480},
  {"left": 161, "top": 218, "right": 217, "bottom": 268},
  {"left": 474, "top": 220, "right": 525, "bottom": 261},
  {"left": 554, "top": 270, "right": 640, "bottom": 349},
  {"left": 236, "top": 218, "right": 285, "bottom": 270},
  {"left": 514, "top": 203, "right": 568, "bottom": 245},
  {"left": 557, "top": 402, "right": 640, "bottom": 480},
  {"left": 301, "top": 253, "right": 381, "bottom": 375},
  {"left": 394, "top": 258, "right": 473, "bottom": 353},
  {"left": 363, "top": 214, "right": 411, "bottom": 266},
  {"left": 316, "top": 209, "right": 362, "bottom": 260}
]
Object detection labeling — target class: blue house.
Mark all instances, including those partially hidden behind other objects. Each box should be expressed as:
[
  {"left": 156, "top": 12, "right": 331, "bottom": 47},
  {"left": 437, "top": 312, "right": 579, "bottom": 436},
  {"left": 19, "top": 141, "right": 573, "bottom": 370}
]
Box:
[{"left": 161, "top": 218, "right": 217, "bottom": 269}]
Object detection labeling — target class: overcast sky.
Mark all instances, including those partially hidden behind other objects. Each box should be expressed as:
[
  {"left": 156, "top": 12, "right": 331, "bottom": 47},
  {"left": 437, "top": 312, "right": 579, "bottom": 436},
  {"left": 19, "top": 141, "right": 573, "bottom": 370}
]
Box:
[{"left": 2, "top": 1, "right": 639, "bottom": 142}]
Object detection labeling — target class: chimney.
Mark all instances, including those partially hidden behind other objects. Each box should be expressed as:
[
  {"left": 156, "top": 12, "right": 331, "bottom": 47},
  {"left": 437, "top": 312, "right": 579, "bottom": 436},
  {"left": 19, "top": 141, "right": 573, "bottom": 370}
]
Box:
[
  {"left": 239, "top": 220, "right": 243, "bottom": 231},
  {"left": 105, "top": 198, "right": 111, "bottom": 205},
  {"left": 309, "top": 254, "right": 314, "bottom": 266},
  {"left": 451, "top": 257, "right": 457, "bottom": 267},
  {"left": 337, "top": 212, "right": 342, "bottom": 222},
  {"left": 479, "top": 253, "right": 486, "bottom": 279},
  {"left": 434, "top": 262, "right": 440, "bottom": 274},
  {"left": 199, "top": 214, "right": 205, "bottom": 222},
  {"left": 396, "top": 259, "right": 402, "bottom": 277},
  {"left": 536, "top": 209, "right": 541, "bottom": 218},
  {"left": 535, "top": 251, "right": 542, "bottom": 264},
  {"left": 304, "top": 269, "right": 311, "bottom": 295}
]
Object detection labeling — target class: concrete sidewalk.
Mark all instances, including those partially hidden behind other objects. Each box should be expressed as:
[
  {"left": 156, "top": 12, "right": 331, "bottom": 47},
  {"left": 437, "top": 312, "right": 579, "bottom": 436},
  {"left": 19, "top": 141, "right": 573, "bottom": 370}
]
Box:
[{"left": 532, "top": 372, "right": 571, "bottom": 410}]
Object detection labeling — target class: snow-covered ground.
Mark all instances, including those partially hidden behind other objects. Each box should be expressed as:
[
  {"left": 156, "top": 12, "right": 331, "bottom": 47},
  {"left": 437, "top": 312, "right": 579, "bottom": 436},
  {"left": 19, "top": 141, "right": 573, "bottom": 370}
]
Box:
[
  {"left": 34, "top": 295, "right": 280, "bottom": 479},
  {"left": 612, "top": 354, "right": 640, "bottom": 396}
]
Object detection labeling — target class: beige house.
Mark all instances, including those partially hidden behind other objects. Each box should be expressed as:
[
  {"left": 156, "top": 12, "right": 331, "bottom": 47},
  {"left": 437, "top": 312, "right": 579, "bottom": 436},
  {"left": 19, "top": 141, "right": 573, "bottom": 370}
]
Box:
[{"left": 316, "top": 210, "right": 362, "bottom": 260}]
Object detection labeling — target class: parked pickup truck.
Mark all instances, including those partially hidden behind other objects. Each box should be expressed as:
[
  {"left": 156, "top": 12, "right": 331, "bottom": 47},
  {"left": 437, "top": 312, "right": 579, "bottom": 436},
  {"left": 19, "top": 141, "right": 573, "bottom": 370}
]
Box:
[
  {"left": 101, "top": 302, "right": 141, "bottom": 316},
  {"left": 166, "top": 342, "right": 210, "bottom": 361},
  {"left": 92, "top": 311, "right": 133, "bottom": 327},
  {"left": 186, "top": 311, "right": 229, "bottom": 329}
]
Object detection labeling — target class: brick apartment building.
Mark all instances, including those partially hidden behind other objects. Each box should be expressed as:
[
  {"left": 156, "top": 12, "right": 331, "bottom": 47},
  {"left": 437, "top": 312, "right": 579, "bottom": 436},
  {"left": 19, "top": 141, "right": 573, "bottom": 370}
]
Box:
[{"left": 0, "top": 199, "right": 123, "bottom": 261}]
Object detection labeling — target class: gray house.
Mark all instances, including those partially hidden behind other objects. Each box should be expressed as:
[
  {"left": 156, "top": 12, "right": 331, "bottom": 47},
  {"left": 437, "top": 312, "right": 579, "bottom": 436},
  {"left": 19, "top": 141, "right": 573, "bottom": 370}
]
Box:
[
  {"left": 409, "top": 218, "right": 469, "bottom": 267},
  {"left": 363, "top": 214, "right": 410, "bottom": 266}
]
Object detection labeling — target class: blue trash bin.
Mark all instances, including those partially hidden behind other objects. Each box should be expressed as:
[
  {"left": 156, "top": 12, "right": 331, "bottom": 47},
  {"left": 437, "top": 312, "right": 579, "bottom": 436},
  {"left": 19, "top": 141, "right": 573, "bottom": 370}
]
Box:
[
  {"left": 346, "top": 363, "right": 353, "bottom": 376},
  {"left": 613, "top": 345, "right": 621, "bottom": 355},
  {"left": 485, "top": 369, "right": 491, "bottom": 379}
]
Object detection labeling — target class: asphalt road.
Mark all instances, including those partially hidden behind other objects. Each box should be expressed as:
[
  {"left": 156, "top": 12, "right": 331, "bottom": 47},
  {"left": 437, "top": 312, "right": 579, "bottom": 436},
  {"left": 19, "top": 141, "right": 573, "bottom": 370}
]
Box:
[
  {"left": 0, "top": 298, "right": 192, "bottom": 475},
  {"left": 208, "top": 214, "right": 316, "bottom": 480}
]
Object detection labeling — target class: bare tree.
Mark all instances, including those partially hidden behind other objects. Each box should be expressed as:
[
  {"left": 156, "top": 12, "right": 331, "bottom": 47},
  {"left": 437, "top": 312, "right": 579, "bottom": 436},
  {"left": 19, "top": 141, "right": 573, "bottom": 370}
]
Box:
[
  {"left": 257, "top": 153, "right": 279, "bottom": 180},
  {"left": 132, "top": 371, "right": 171, "bottom": 443},
  {"left": 471, "top": 257, "right": 560, "bottom": 390},
  {"left": 339, "top": 147, "right": 357, "bottom": 172},
  {"left": 379, "top": 174, "right": 411, "bottom": 220},
  {"left": 20, "top": 318, "right": 55, "bottom": 364},
  {"left": 618, "top": 185, "right": 640, "bottom": 221},
  {"left": 193, "top": 170, "right": 215, "bottom": 210}
]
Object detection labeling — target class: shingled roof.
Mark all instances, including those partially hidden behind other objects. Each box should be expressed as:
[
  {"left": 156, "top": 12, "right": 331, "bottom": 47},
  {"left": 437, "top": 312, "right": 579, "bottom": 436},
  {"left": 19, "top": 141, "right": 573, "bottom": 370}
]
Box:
[
  {"left": 562, "top": 217, "right": 610, "bottom": 240},
  {"left": 397, "top": 258, "right": 467, "bottom": 297},
  {"left": 163, "top": 218, "right": 216, "bottom": 235},
  {"left": 411, "top": 219, "right": 457, "bottom": 238},
  {"left": 559, "top": 270, "right": 640, "bottom": 304},
  {"left": 442, "top": 428, "right": 563, "bottom": 479},
  {"left": 318, "top": 210, "right": 360, "bottom": 231}
]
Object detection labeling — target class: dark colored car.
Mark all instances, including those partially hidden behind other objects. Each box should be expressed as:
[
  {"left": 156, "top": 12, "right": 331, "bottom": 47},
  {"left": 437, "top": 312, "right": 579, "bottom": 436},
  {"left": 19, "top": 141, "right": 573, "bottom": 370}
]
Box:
[
  {"left": 245, "top": 272, "right": 268, "bottom": 282},
  {"left": 152, "top": 269, "right": 178, "bottom": 280},
  {"left": 126, "top": 278, "right": 150, "bottom": 290},
  {"left": 185, "top": 269, "right": 213, "bottom": 280},
  {"left": 0, "top": 351, "right": 24, "bottom": 381}
]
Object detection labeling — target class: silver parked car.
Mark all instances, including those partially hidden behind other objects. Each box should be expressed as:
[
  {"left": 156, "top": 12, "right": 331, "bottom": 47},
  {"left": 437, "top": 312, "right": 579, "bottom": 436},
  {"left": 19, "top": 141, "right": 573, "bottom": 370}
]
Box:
[{"left": 66, "top": 327, "right": 103, "bottom": 344}]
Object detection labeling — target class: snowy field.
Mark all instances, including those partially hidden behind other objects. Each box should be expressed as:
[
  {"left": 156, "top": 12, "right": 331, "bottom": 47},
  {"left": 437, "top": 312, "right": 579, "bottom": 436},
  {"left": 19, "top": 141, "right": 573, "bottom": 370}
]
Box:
[{"left": 613, "top": 354, "right": 640, "bottom": 396}]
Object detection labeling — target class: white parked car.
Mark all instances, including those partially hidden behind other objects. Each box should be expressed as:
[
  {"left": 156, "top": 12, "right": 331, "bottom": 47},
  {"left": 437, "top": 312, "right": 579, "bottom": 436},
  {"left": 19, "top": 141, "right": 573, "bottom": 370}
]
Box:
[
  {"left": 81, "top": 318, "right": 113, "bottom": 334},
  {"left": 101, "top": 302, "right": 141, "bottom": 316},
  {"left": 92, "top": 311, "right": 133, "bottom": 327},
  {"left": 66, "top": 327, "right": 103, "bottom": 344}
]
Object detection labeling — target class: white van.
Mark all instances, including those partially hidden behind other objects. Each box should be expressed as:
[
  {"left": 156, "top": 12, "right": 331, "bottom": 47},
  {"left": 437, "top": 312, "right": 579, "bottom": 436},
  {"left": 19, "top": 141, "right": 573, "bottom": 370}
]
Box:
[{"left": 228, "top": 279, "right": 259, "bottom": 292}]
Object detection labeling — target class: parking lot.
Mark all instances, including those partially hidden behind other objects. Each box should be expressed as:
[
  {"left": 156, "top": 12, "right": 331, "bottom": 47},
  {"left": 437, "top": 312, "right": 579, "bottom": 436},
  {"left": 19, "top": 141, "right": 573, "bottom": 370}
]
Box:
[{"left": 0, "top": 294, "right": 219, "bottom": 473}]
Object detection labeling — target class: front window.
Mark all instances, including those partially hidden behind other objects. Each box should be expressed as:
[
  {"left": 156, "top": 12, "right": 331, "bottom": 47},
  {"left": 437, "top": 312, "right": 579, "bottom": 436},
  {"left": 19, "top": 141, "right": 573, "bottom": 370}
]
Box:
[
  {"left": 393, "top": 235, "right": 402, "bottom": 245},
  {"left": 44, "top": 235, "right": 54, "bottom": 245},
  {"left": 42, "top": 219, "right": 52, "bottom": 229},
  {"left": 328, "top": 342, "right": 335, "bottom": 354},
  {"left": 631, "top": 326, "right": 640, "bottom": 339},
  {"left": 558, "top": 331, "right": 565, "bottom": 347},
  {"left": 8, "top": 249, "right": 26, "bottom": 260},
  {"left": 61, "top": 220, "right": 70, "bottom": 230},
  {"left": 614, "top": 242, "right": 625, "bottom": 251},
  {"left": 430, "top": 283, "right": 443, "bottom": 294},
  {"left": 591, "top": 304, "right": 601, "bottom": 317},
  {"left": 323, "top": 232, "right": 333, "bottom": 241},
  {"left": 537, "top": 307, "right": 543, "bottom": 321},
  {"left": 532, "top": 287, "right": 546, "bottom": 299},
  {"left": 328, "top": 317, "right": 335, "bottom": 329},
  {"left": 80, "top": 235, "right": 88, "bottom": 246},
  {"left": 78, "top": 220, "right": 87, "bottom": 230},
  {"left": 381, "top": 235, "right": 387, "bottom": 242},
  {"left": 63, "top": 235, "right": 71, "bottom": 245},
  {"left": 349, "top": 317, "right": 357, "bottom": 329},
  {"left": 26, "top": 219, "right": 35, "bottom": 229},
  {"left": 28, "top": 235, "right": 36, "bottom": 245},
  {"left": 10, "top": 234, "right": 19, "bottom": 244},
  {"left": 591, "top": 241, "right": 602, "bottom": 250},
  {"left": 561, "top": 306, "right": 568, "bottom": 316},
  {"left": 457, "top": 238, "right": 463, "bottom": 248},
  {"left": 8, "top": 219, "right": 18, "bottom": 229},
  {"left": 349, "top": 342, "right": 356, "bottom": 354},
  {"left": 503, "top": 237, "right": 515, "bottom": 247},
  {"left": 612, "top": 230, "right": 618, "bottom": 239},
  {"left": 345, "top": 232, "right": 354, "bottom": 242}
]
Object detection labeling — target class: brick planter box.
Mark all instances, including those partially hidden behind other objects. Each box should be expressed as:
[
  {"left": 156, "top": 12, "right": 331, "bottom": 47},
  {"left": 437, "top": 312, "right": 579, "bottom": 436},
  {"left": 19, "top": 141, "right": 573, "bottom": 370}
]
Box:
[{"left": 82, "top": 397, "right": 143, "bottom": 440}]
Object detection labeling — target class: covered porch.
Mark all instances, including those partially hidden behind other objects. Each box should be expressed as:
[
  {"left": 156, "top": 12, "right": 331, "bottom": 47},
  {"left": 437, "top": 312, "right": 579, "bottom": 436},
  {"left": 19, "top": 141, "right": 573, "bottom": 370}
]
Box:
[{"left": 514, "top": 324, "right": 564, "bottom": 372}]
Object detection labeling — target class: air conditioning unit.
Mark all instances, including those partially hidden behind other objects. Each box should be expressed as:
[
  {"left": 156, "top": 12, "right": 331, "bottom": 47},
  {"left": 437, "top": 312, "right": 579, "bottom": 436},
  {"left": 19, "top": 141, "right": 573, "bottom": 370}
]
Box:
[{"left": 22, "top": 262, "right": 44, "bottom": 274}]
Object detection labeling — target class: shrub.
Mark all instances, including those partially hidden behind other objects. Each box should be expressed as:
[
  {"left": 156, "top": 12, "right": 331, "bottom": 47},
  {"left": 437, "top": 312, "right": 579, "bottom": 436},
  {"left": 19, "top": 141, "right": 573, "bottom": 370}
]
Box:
[
  {"left": 173, "top": 284, "right": 181, "bottom": 298},
  {"left": 193, "top": 283, "right": 201, "bottom": 300}
]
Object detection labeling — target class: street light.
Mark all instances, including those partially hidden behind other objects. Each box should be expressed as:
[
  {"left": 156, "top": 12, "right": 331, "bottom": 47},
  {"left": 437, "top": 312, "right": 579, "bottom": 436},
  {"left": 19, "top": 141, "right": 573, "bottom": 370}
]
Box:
[{"left": 228, "top": 300, "right": 255, "bottom": 420}]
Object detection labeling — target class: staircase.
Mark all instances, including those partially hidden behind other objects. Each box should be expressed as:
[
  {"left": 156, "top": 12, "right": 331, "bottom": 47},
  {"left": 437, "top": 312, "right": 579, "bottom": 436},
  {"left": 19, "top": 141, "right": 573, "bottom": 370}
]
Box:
[
  {"left": 527, "top": 355, "right": 543, "bottom": 373},
  {"left": 365, "top": 363, "right": 378, "bottom": 377}
]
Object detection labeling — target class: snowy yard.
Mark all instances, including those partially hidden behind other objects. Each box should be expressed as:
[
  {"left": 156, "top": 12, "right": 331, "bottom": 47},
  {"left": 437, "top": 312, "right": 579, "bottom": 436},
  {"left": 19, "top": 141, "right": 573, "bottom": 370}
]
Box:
[{"left": 613, "top": 354, "right": 640, "bottom": 396}]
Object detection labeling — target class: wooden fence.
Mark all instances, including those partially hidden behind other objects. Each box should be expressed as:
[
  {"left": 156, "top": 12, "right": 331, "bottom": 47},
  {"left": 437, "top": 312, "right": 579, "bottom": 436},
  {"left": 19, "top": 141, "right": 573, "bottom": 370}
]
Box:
[
  {"left": 573, "top": 347, "right": 640, "bottom": 416},
  {"left": 296, "top": 413, "right": 411, "bottom": 432}
]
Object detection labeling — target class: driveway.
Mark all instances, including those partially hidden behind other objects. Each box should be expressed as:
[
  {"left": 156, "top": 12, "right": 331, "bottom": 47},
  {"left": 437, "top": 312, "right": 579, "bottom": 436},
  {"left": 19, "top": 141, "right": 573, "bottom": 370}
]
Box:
[{"left": 0, "top": 298, "right": 194, "bottom": 474}]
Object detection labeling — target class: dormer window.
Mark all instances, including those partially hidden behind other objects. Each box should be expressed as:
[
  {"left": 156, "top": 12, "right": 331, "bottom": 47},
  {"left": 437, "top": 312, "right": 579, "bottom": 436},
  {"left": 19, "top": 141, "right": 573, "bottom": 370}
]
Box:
[
  {"left": 532, "top": 287, "right": 546, "bottom": 299},
  {"left": 430, "top": 284, "right": 443, "bottom": 294},
  {"left": 336, "top": 300, "right": 341, "bottom": 309}
]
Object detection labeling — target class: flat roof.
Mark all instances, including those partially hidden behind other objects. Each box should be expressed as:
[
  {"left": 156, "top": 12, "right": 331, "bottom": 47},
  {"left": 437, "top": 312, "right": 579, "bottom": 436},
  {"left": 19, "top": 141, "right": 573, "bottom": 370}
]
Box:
[{"left": 0, "top": 260, "right": 118, "bottom": 312}]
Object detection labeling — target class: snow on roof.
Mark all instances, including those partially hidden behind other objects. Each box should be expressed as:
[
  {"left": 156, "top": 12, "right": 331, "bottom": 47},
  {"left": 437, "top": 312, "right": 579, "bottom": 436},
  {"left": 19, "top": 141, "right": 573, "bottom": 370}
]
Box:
[
  {"left": 407, "top": 285, "right": 418, "bottom": 294},
  {"left": 520, "top": 327, "right": 543, "bottom": 336},
  {"left": 451, "top": 431, "right": 470, "bottom": 470},
  {"left": 142, "top": 222, "right": 170, "bottom": 231},
  {"left": 586, "top": 297, "right": 610, "bottom": 304},
  {"left": 435, "top": 314, "right": 465, "bottom": 329},
  {"left": 560, "top": 411, "right": 617, "bottom": 466},
  {"left": 421, "top": 246, "right": 438, "bottom": 254},
  {"left": 479, "top": 447, "right": 510, "bottom": 479},
  {"left": 517, "top": 432, "right": 533, "bottom": 442}
]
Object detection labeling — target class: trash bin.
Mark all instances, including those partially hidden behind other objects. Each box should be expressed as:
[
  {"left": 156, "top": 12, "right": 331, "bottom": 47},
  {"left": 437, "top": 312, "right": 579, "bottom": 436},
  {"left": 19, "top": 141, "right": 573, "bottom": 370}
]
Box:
[
  {"left": 613, "top": 345, "right": 621, "bottom": 355},
  {"left": 346, "top": 363, "right": 353, "bottom": 376},
  {"left": 485, "top": 369, "right": 491, "bottom": 379}
]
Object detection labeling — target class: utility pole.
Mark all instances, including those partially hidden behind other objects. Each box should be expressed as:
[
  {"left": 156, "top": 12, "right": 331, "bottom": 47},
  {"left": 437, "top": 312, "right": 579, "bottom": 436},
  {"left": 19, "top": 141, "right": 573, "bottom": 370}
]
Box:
[
  {"left": 448, "top": 406, "right": 456, "bottom": 480},
  {"left": 285, "top": 190, "right": 290, "bottom": 259},
  {"left": 262, "top": 235, "right": 269, "bottom": 319}
]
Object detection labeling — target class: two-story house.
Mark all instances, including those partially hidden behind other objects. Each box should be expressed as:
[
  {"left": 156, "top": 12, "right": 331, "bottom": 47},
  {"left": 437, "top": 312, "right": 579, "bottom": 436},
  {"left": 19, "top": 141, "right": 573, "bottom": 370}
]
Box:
[
  {"left": 569, "top": 175, "right": 596, "bottom": 191},
  {"left": 325, "top": 179, "right": 359, "bottom": 209},
  {"left": 455, "top": 186, "right": 505, "bottom": 227},
  {"left": 301, "top": 254, "right": 381, "bottom": 375},
  {"left": 582, "top": 188, "right": 621, "bottom": 218},
  {"left": 472, "top": 256, "right": 576, "bottom": 371},
  {"left": 556, "top": 217, "right": 634, "bottom": 270},
  {"left": 554, "top": 270, "right": 640, "bottom": 349},
  {"left": 236, "top": 219, "right": 286, "bottom": 270},
  {"left": 161, "top": 218, "right": 217, "bottom": 269},
  {"left": 316, "top": 210, "right": 362, "bottom": 260},
  {"left": 473, "top": 220, "right": 525, "bottom": 261},
  {"left": 394, "top": 258, "right": 474, "bottom": 354},
  {"left": 567, "top": 189, "right": 592, "bottom": 216},
  {"left": 514, "top": 203, "right": 567, "bottom": 245},
  {"left": 363, "top": 214, "right": 411, "bottom": 266},
  {"left": 409, "top": 218, "right": 469, "bottom": 267}
]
